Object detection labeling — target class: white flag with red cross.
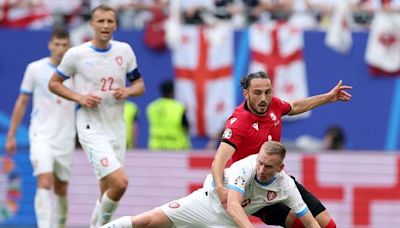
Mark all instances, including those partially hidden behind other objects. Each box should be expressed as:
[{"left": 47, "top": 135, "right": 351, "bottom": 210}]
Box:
[
  {"left": 365, "top": 12, "right": 400, "bottom": 75},
  {"left": 325, "top": 0, "right": 352, "bottom": 54},
  {"left": 170, "top": 25, "right": 235, "bottom": 137},
  {"left": 249, "top": 22, "right": 309, "bottom": 119}
]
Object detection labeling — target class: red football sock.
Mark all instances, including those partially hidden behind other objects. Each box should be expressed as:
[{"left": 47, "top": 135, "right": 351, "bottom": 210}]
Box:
[
  {"left": 325, "top": 219, "right": 337, "bottom": 228},
  {"left": 291, "top": 217, "right": 305, "bottom": 228}
]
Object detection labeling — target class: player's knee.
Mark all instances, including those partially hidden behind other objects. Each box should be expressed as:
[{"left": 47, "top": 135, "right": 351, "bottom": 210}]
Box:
[
  {"left": 54, "top": 184, "right": 68, "bottom": 195},
  {"left": 37, "top": 174, "right": 53, "bottom": 189},
  {"left": 114, "top": 176, "right": 129, "bottom": 192}
]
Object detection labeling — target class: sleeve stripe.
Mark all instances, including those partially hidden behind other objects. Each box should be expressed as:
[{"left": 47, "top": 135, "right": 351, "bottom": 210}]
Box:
[
  {"left": 127, "top": 68, "right": 141, "bottom": 81},
  {"left": 227, "top": 184, "right": 245, "bottom": 195},
  {"left": 56, "top": 69, "right": 70, "bottom": 79},
  {"left": 221, "top": 139, "right": 237, "bottom": 150},
  {"left": 295, "top": 207, "right": 309, "bottom": 217},
  {"left": 20, "top": 90, "right": 32, "bottom": 95}
]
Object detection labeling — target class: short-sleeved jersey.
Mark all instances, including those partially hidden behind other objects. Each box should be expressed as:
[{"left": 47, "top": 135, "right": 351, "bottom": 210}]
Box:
[
  {"left": 203, "top": 154, "right": 308, "bottom": 217},
  {"left": 56, "top": 40, "right": 141, "bottom": 140},
  {"left": 221, "top": 97, "right": 291, "bottom": 162},
  {"left": 20, "top": 57, "right": 76, "bottom": 147}
]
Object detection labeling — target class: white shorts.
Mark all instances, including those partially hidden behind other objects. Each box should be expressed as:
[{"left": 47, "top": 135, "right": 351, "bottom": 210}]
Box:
[
  {"left": 29, "top": 134, "right": 75, "bottom": 182},
  {"left": 160, "top": 189, "right": 238, "bottom": 228},
  {"left": 78, "top": 130, "right": 126, "bottom": 180}
]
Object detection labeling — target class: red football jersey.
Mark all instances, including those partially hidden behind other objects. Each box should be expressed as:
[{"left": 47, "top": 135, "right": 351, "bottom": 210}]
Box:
[{"left": 221, "top": 97, "right": 291, "bottom": 162}]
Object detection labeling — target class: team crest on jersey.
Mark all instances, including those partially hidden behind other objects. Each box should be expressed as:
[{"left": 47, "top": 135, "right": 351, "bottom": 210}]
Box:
[
  {"left": 169, "top": 202, "right": 180, "bottom": 209},
  {"left": 229, "top": 117, "right": 237, "bottom": 125},
  {"left": 267, "top": 191, "right": 277, "bottom": 201},
  {"left": 222, "top": 128, "right": 232, "bottom": 139},
  {"left": 100, "top": 157, "right": 109, "bottom": 167},
  {"left": 270, "top": 112, "right": 277, "bottom": 121},
  {"left": 115, "top": 56, "right": 123, "bottom": 65},
  {"left": 252, "top": 122, "right": 259, "bottom": 131}
]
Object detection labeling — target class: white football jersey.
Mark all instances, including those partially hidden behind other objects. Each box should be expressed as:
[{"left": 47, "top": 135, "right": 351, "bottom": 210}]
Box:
[
  {"left": 203, "top": 154, "right": 308, "bottom": 217},
  {"left": 56, "top": 40, "right": 140, "bottom": 140},
  {"left": 20, "top": 57, "right": 76, "bottom": 147}
]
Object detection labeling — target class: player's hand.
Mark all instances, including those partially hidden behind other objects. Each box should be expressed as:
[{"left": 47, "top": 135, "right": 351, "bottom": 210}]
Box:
[
  {"left": 328, "top": 80, "right": 352, "bottom": 102},
  {"left": 216, "top": 186, "right": 228, "bottom": 209},
  {"left": 5, "top": 135, "right": 17, "bottom": 156},
  {"left": 112, "top": 87, "right": 130, "bottom": 100},
  {"left": 78, "top": 94, "right": 102, "bottom": 108}
]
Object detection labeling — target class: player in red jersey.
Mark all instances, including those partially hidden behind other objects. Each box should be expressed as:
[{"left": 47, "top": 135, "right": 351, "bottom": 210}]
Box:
[{"left": 212, "top": 71, "right": 352, "bottom": 228}]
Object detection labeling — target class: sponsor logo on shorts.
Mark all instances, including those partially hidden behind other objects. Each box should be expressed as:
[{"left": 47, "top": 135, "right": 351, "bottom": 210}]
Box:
[
  {"left": 100, "top": 157, "right": 109, "bottom": 167},
  {"left": 169, "top": 202, "right": 180, "bottom": 209},
  {"left": 267, "top": 191, "right": 277, "bottom": 201}
]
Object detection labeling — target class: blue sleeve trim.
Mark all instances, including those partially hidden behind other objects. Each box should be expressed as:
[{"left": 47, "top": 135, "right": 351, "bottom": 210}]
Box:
[
  {"left": 127, "top": 68, "right": 141, "bottom": 81},
  {"left": 76, "top": 104, "right": 81, "bottom": 111},
  {"left": 56, "top": 69, "right": 70, "bottom": 79},
  {"left": 227, "top": 184, "right": 245, "bottom": 195},
  {"left": 296, "top": 207, "right": 309, "bottom": 217},
  {"left": 20, "top": 90, "right": 32, "bottom": 95}
]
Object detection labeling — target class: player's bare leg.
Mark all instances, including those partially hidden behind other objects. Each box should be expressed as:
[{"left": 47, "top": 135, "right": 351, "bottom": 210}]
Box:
[
  {"left": 101, "top": 208, "right": 174, "bottom": 228},
  {"left": 97, "top": 168, "right": 129, "bottom": 226},
  {"left": 35, "top": 173, "right": 53, "bottom": 228},
  {"left": 54, "top": 175, "right": 68, "bottom": 228}
]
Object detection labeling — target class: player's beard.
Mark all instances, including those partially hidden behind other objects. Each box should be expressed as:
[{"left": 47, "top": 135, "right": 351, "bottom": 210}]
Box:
[{"left": 248, "top": 99, "right": 268, "bottom": 116}]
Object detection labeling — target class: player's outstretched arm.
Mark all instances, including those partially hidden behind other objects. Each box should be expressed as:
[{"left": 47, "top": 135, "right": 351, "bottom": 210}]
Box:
[
  {"left": 226, "top": 189, "right": 255, "bottom": 228},
  {"left": 288, "top": 80, "right": 352, "bottom": 115},
  {"left": 212, "top": 142, "right": 236, "bottom": 209}
]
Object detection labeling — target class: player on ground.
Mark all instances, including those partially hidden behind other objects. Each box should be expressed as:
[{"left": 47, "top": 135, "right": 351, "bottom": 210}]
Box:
[
  {"left": 212, "top": 71, "right": 352, "bottom": 228},
  {"left": 101, "top": 141, "right": 321, "bottom": 228},
  {"left": 48, "top": 4, "right": 145, "bottom": 227}
]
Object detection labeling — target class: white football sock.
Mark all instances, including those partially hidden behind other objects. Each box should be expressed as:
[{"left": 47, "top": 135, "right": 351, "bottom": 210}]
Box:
[
  {"left": 35, "top": 188, "right": 52, "bottom": 228},
  {"left": 97, "top": 192, "right": 119, "bottom": 226},
  {"left": 100, "top": 216, "right": 133, "bottom": 228},
  {"left": 55, "top": 194, "right": 67, "bottom": 228},
  {"left": 90, "top": 200, "right": 101, "bottom": 228}
]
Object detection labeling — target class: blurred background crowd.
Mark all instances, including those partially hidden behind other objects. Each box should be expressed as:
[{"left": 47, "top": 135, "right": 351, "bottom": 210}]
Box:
[{"left": 1, "top": 0, "right": 400, "bottom": 31}]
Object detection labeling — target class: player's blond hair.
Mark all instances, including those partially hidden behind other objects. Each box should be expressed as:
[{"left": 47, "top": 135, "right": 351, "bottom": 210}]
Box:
[{"left": 260, "top": 141, "right": 287, "bottom": 161}]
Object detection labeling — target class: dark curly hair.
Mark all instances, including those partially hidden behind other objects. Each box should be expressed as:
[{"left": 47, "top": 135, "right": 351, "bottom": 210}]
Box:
[{"left": 240, "top": 71, "right": 270, "bottom": 90}]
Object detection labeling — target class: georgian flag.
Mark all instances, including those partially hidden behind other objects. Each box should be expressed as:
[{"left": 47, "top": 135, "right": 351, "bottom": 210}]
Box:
[
  {"left": 366, "top": 12, "right": 400, "bottom": 76},
  {"left": 325, "top": 0, "right": 353, "bottom": 54},
  {"left": 249, "top": 22, "right": 309, "bottom": 119},
  {"left": 170, "top": 24, "right": 235, "bottom": 137}
]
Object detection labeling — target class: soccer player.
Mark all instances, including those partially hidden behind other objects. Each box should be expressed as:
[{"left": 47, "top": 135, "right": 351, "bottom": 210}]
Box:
[
  {"left": 212, "top": 71, "right": 352, "bottom": 228},
  {"left": 48, "top": 4, "right": 145, "bottom": 227},
  {"left": 5, "top": 28, "right": 75, "bottom": 228},
  {"left": 101, "top": 141, "right": 321, "bottom": 228}
]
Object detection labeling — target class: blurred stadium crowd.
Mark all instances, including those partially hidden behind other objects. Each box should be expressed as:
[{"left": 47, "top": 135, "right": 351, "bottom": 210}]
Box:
[{"left": 1, "top": 0, "right": 400, "bottom": 31}]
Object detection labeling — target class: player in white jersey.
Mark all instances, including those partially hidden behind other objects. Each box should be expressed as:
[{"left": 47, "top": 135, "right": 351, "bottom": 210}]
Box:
[
  {"left": 48, "top": 4, "right": 145, "bottom": 227},
  {"left": 5, "top": 28, "right": 75, "bottom": 228},
  {"left": 101, "top": 141, "right": 320, "bottom": 228}
]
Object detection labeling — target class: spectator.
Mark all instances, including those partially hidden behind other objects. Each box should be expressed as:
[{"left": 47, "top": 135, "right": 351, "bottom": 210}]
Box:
[
  {"left": 146, "top": 80, "right": 191, "bottom": 150},
  {"left": 124, "top": 100, "right": 139, "bottom": 149},
  {"left": 323, "top": 125, "right": 346, "bottom": 150}
]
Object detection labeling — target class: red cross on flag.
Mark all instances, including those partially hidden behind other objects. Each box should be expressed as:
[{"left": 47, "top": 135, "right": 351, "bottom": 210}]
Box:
[
  {"left": 170, "top": 25, "right": 235, "bottom": 137},
  {"left": 366, "top": 12, "right": 400, "bottom": 76},
  {"left": 249, "top": 22, "right": 309, "bottom": 119}
]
